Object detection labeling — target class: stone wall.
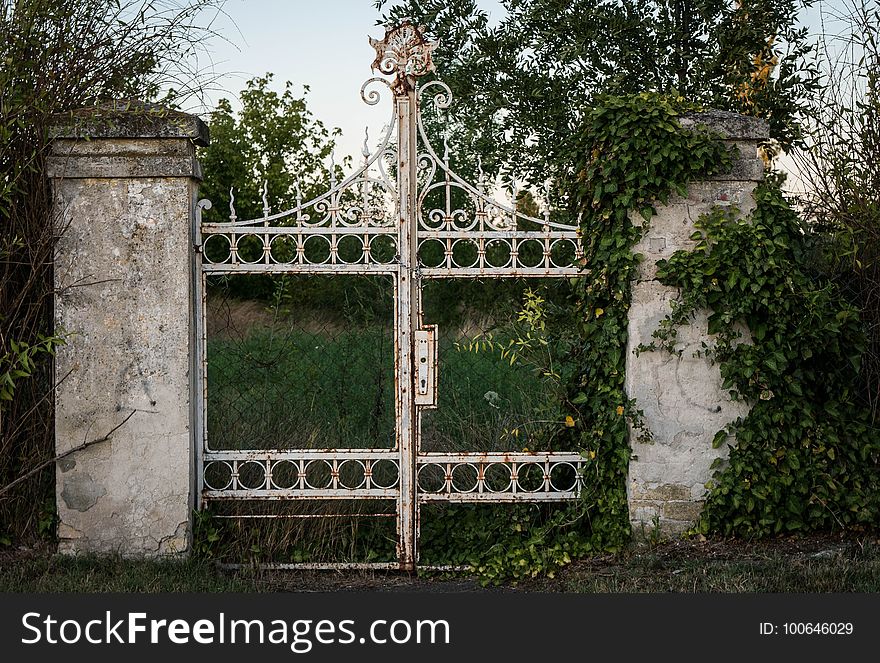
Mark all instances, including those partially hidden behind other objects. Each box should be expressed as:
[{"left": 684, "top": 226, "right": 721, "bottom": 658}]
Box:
[
  {"left": 48, "top": 102, "right": 208, "bottom": 555},
  {"left": 626, "top": 111, "right": 769, "bottom": 536}
]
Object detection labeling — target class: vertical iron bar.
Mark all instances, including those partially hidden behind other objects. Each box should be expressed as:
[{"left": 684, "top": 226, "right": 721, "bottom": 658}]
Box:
[
  {"left": 394, "top": 84, "right": 420, "bottom": 571},
  {"left": 193, "top": 198, "right": 209, "bottom": 511}
]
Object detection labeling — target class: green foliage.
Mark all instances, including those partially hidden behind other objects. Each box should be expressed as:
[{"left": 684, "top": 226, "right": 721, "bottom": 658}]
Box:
[
  {"left": 199, "top": 74, "right": 342, "bottom": 223},
  {"left": 420, "top": 503, "right": 596, "bottom": 584},
  {"left": 376, "top": 0, "right": 818, "bottom": 181},
  {"left": 0, "top": 332, "right": 65, "bottom": 405},
  {"left": 191, "top": 509, "right": 224, "bottom": 560},
  {"left": 207, "top": 323, "right": 395, "bottom": 451},
  {"left": 551, "top": 92, "right": 734, "bottom": 561},
  {"left": 421, "top": 277, "right": 624, "bottom": 582},
  {"left": 649, "top": 178, "right": 880, "bottom": 535}
]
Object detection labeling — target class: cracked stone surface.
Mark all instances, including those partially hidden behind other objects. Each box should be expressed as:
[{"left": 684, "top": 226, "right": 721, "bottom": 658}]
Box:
[{"left": 49, "top": 118, "right": 203, "bottom": 557}]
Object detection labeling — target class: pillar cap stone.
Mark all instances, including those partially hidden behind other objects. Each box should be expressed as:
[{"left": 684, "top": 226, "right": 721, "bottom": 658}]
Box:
[
  {"left": 679, "top": 109, "right": 770, "bottom": 141},
  {"left": 49, "top": 99, "right": 209, "bottom": 146}
]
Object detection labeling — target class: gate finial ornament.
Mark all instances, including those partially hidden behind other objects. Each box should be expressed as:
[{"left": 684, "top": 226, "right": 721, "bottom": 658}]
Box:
[{"left": 369, "top": 19, "right": 438, "bottom": 94}]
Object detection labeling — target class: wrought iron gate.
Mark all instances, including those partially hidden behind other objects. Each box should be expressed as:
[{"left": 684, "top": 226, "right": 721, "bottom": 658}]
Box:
[{"left": 195, "top": 21, "right": 586, "bottom": 570}]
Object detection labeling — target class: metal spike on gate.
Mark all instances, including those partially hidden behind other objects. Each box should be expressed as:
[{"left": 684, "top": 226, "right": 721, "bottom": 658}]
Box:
[
  {"left": 361, "top": 127, "right": 371, "bottom": 223},
  {"left": 544, "top": 179, "right": 552, "bottom": 224},
  {"left": 295, "top": 176, "right": 305, "bottom": 223},
  {"left": 362, "top": 126, "right": 371, "bottom": 161},
  {"left": 510, "top": 176, "right": 519, "bottom": 229},
  {"left": 261, "top": 180, "right": 270, "bottom": 220},
  {"left": 228, "top": 186, "right": 237, "bottom": 223}
]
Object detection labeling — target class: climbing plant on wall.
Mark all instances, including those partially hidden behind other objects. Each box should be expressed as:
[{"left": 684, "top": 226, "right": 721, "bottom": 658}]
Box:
[
  {"left": 645, "top": 176, "right": 880, "bottom": 535},
  {"left": 556, "top": 92, "right": 733, "bottom": 554}
]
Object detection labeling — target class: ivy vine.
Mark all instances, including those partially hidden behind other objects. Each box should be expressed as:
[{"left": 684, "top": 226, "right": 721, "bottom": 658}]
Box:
[
  {"left": 648, "top": 176, "right": 880, "bottom": 535},
  {"left": 555, "top": 92, "right": 734, "bottom": 560}
]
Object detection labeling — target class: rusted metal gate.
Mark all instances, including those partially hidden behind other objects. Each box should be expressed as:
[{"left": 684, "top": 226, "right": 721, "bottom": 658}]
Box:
[{"left": 194, "top": 21, "right": 585, "bottom": 570}]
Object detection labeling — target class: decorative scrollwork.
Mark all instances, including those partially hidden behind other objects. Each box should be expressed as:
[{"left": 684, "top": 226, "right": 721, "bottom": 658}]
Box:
[
  {"left": 370, "top": 20, "right": 438, "bottom": 94},
  {"left": 412, "top": 95, "right": 583, "bottom": 276},
  {"left": 360, "top": 76, "right": 392, "bottom": 106},
  {"left": 417, "top": 79, "right": 453, "bottom": 114}
]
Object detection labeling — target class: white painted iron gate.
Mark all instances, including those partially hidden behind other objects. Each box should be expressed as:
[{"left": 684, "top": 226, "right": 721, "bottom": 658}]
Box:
[{"left": 195, "top": 22, "right": 586, "bottom": 570}]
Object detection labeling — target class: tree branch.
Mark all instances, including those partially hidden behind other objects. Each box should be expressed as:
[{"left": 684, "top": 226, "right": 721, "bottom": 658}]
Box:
[{"left": 0, "top": 409, "right": 139, "bottom": 499}]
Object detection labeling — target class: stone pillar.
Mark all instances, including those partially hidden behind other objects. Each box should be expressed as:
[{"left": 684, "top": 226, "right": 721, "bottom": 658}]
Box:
[
  {"left": 626, "top": 111, "right": 768, "bottom": 536},
  {"left": 47, "top": 101, "right": 209, "bottom": 556}
]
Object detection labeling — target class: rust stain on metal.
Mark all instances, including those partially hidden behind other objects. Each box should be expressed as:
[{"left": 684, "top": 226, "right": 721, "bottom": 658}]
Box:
[{"left": 369, "top": 19, "right": 438, "bottom": 94}]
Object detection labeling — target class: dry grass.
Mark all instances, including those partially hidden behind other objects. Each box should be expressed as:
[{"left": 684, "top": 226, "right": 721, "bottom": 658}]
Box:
[{"left": 2, "top": 532, "right": 878, "bottom": 593}]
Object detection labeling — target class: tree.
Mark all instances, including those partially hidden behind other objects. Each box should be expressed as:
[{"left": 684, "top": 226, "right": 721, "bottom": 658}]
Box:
[
  {"left": 0, "top": 0, "right": 222, "bottom": 542},
  {"left": 197, "top": 74, "right": 347, "bottom": 300},
  {"left": 789, "top": 0, "right": 880, "bottom": 422},
  {"left": 198, "top": 74, "right": 343, "bottom": 225},
  {"left": 375, "top": 0, "right": 819, "bottom": 182}
]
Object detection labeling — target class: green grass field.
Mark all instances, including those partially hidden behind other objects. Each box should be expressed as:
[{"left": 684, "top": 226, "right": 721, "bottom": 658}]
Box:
[
  {"left": 207, "top": 326, "right": 396, "bottom": 450},
  {"left": 201, "top": 280, "right": 571, "bottom": 565},
  {"left": 206, "top": 324, "right": 558, "bottom": 453}
]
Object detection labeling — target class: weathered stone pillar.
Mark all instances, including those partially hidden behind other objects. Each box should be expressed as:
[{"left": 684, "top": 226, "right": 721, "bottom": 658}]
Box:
[
  {"left": 48, "top": 101, "right": 208, "bottom": 555},
  {"left": 626, "top": 111, "right": 768, "bottom": 536}
]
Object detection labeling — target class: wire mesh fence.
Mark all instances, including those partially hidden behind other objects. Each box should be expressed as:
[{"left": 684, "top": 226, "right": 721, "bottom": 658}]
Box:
[
  {"left": 202, "top": 274, "right": 398, "bottom": 564},
  {"left": 420, "top": 278, "right": 574, "bottom": 454},
  {"left": 205, "top": 274, "right": 395, "bottom": 452}
]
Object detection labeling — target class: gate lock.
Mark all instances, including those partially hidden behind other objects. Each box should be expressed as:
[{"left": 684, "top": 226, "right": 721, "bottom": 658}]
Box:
[{"left": 414, "top": 325, "right": 438, "bottom": 407}]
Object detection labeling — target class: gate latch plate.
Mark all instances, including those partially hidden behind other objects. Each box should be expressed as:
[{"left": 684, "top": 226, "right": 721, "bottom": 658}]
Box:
[{"left": 414, "top": 325, "right": 437, "bottom": 407}]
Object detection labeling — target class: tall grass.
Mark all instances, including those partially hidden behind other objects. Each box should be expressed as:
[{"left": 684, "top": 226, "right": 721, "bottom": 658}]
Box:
[
  {"left": 208, "top": 327, "right": 553, "bottom": 453},
  {"left": 200, "top": 275, "right": 572, "bottom": 564},
  {"left": 208, "top": 327, "right": 395, "bottom": 450}
]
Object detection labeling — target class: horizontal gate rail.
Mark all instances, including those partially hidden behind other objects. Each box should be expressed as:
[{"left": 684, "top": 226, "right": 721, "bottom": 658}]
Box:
[
  {"left": 420, "top": 267, "right": 581, "bottom": 278},
  {"left": 203, "top": 490, "right": 399, "bottom": 501},
  {"left": 416, "top": 452, "right": 585, "bottom": 502},
  {"left": 201, "top": 226, "right": 399, "bottom": 235},
  {"left": 205, "top": 450, "right": 400, "bottom": 459},
  {"left": 201, "top": 263, "right": 398, "bottom": 275},
  {"left": 203, "top": 449, "right": 401, "bottom": 500},
  {"left": 417, "top": 492, "right": 579, "bottom": 503}
]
